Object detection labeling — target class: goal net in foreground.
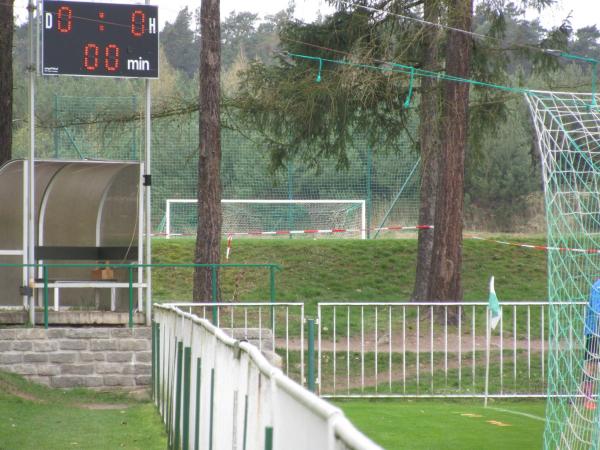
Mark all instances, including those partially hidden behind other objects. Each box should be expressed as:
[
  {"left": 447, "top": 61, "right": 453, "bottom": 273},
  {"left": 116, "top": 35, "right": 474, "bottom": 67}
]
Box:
[
  {"left": 165, "top": 199, "right": 367, "bottom": 239},
  {"left": 526, "top": 91, "right": 600, "bottom": 450}
]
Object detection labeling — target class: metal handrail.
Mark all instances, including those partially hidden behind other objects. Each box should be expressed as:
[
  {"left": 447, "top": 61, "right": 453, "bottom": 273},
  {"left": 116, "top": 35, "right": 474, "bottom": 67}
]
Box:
[{"left": 0, "top": 262, "right": 281, "bottom": 329}]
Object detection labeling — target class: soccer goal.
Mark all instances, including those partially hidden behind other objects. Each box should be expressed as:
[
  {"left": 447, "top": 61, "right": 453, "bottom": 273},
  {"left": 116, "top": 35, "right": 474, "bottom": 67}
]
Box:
[
  {"left": 164, "top": 199, "right": 367, "bottom": 239},
  {"left": 526, "top": 90, "right": 600, "bottom": 450}
]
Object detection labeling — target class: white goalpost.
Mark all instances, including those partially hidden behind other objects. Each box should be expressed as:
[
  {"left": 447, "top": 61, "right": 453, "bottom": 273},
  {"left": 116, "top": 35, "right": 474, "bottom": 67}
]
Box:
[{"left": 165, "top": 199, "right": 367, "bottom": 239}]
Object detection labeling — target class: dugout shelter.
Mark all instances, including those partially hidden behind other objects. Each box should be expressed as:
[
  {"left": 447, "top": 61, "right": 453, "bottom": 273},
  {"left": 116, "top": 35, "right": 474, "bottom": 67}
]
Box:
[{"left": 0, "top": 159, "right": 145, "bottom": 323}]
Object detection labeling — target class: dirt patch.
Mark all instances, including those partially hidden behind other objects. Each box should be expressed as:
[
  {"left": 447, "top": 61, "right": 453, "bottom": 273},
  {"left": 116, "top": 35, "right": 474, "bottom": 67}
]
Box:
[
  {"left": 278, "top": 333, "right": 545, "bottom": 353},
  {"left": 0, "top": 377, "right": 133, "bottom": 410},
  {"left": 74, "top": 403, "right": 130, "bottom": 410},
  {"left": 320, "top": 353, "right": 534, "bottom": 392},
  {"left": 0, "top": 379, "right": 43, "bottom": 403}
]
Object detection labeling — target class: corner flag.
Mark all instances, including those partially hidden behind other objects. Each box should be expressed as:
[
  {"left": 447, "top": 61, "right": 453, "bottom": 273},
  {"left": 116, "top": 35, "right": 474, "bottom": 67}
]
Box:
[{"left": 488, "top": 276, "right": 501, "bottom": 330}]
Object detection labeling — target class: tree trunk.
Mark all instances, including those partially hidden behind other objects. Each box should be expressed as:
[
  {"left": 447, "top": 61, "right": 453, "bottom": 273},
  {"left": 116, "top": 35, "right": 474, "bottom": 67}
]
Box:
[
  {"left": 428, "top": 0, "right": 473, "bottom": 322},
  {"left": 412, "top": 0, "right": 441, "bottom": 302},
  {"left": 194, "top": 0, "right": 222, "bottom": 301},
  {"left": 0, "top": 0, "right": 13, "bottom": 166}
]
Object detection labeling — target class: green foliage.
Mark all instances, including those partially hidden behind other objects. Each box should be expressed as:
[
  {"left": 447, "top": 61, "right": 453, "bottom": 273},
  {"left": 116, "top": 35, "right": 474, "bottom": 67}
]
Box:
[
  {"left": 219, "top": 11, "right": 282, "bottom": 69},
  {"left": 232, "top": 6, "right": 418, "bottom": 171},
  {"left": 465, "top": 98, "right": 539, "bottom": 231},
  {"left": 10, "top": 3, "right": 600, "bottom": 232},
  {"left": 161, "top": 7, "right": 199, "bottom": 77}
]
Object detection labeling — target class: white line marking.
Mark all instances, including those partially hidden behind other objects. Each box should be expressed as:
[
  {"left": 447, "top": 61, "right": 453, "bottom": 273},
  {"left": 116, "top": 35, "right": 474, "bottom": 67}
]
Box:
[{"left": 487, "top": 406, "right": 546, "bottom": 422}]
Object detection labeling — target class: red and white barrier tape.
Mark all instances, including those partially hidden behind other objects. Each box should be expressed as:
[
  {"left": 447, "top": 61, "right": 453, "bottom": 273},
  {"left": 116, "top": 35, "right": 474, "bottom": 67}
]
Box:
[
  {"left": 469, "top": 235, "right": 600, "bottom": 254},
  {"left": 226, "top": 224, "right": 433, "bottom": 238},
  {"left": 223, "top": 225, "right": 433, "bottom": 259},
  {"left": 158, "top": 225, "right": 432, "bottom": 239},
  {"left": 169, "top": 226, "right": 600, "bottom": 258}
]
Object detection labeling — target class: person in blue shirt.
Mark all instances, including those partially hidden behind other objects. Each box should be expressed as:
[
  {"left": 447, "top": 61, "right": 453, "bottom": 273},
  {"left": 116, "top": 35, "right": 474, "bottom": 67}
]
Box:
[{"left": 583, "top": 279, "right": 600, "bottom": 410}]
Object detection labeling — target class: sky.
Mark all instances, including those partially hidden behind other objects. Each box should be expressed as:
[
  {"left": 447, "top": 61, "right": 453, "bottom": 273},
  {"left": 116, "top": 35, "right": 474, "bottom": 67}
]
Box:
[
  {"left": 13, "top": 0, "right": 335, "bottom": 24},
  {"left": 13, "top": 0, "right": 600, "bottom": 32},
  {"left": 523, "top": 0, "right": 600, "bottom": 31}
]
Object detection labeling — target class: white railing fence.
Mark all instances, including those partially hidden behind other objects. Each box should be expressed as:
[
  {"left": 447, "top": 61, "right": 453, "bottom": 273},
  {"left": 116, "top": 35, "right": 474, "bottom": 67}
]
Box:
[
  {"left": 165, "top": 302, "right": 305, "bottom": 386},
  {"left": 317, "top": 301, "right": 587, "bottom": 398},
  {"left": 153, "top": 304, "right": 381, "bottom": 450}
]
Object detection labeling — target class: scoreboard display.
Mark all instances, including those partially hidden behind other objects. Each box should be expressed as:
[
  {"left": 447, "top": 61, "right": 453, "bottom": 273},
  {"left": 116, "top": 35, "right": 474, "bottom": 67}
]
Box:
[{"left": 42, "top": 0, "right": 159, "bottom": 78}]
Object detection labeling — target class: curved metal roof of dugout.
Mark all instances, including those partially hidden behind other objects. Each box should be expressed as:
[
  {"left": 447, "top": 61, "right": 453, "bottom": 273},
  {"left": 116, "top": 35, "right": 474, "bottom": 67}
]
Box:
[{"left": 0, "top": 159, "right": 142, "bottom": 307}]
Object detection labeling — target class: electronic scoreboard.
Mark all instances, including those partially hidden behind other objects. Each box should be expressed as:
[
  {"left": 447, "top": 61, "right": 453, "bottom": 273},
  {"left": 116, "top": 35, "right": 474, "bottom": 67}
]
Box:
[{"left": 42, "top": 0, "right": 159, "bottom": 78}]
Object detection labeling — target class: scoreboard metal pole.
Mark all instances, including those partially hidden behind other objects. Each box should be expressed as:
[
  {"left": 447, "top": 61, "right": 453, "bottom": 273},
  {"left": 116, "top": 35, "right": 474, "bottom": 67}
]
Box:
[
  {"left": 144, "top": 0, "right": 152, "bottom": 325},
  {"left": 27, "top": 0, "right": 36, "bottom": 326},
  {"left": 38, "top": 0, "right": 158, "bottom": 325}
]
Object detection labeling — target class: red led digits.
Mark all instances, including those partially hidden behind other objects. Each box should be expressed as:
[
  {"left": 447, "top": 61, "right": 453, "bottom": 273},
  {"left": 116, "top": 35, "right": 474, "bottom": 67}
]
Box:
[
  {"left": 57, "top": 6, "right": 73, "bottom": 33},
  {"left": 98, "top": 11, "right": 105, "bottom": 32},
  {"left": 83, "top": 43, "right": 99, "bottom": 71},
  {"left": 104, "top": 44, "right": 120, "bottom": 72},
  {"left": 131, "top": 10, "right": 145, "bottom": 37}
]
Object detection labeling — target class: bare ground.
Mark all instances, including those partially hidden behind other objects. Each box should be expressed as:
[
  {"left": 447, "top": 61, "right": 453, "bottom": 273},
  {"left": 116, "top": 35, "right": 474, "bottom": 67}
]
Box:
[{"left": 277, "top": 333, "right": 545, "bottom": 353}]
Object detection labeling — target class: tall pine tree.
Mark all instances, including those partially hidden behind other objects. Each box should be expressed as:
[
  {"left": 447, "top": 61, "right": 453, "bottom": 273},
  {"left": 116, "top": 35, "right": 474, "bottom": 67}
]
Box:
[
  {"left": 194, "top": 0, "right": 222, "bottom": 301},
  {"left": 231, "top": 0, "right": 556, "bottom": 305}
]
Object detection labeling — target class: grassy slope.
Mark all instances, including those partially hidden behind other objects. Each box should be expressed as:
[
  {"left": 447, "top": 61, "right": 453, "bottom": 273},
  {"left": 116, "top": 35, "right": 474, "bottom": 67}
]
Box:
[
  {"left": 335, "top": 399, "right": 546, "bottom": 450},
  {"left": 153, "top": 236, "right": 548, "bottom": 307},
  {"left": 0, "top": 371, "right": 167, "bottom": 450}
]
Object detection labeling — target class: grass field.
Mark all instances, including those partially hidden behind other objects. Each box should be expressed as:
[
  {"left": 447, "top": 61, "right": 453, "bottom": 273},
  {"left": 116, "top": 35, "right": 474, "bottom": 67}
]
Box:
[
  {"left": 335, "top": 399, "right": 546, "bottom": 450},
  {"left": 0, "top": 371, "right": 167, "bottom": 450},
  {"left": 152, "top": 236, "right": 548, "bottom": 308},
  {"left": 0, "top": 237, "right": 552, "bottom": 449}
]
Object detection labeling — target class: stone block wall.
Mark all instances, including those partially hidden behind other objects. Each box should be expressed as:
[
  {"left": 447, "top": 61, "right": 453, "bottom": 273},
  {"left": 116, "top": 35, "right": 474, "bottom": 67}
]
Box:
[{"left": 0, "top": 327, "right": 151, "bottom": 389}]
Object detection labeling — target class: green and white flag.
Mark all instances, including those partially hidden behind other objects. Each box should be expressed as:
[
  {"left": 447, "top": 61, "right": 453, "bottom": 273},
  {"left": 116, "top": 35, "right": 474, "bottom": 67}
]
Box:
[{"left": 488, "top": 276, "right": 501, "bottom": 330}]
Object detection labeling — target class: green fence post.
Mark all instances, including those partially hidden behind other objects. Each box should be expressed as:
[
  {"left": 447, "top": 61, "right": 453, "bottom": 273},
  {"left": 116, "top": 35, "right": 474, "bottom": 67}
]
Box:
[
  {"left": 43, "top": 265, "right": 49, "bottom": 329},
  {"left": 128, "top": 265, "right": 134, "bottom": 328},
  {"left": 308, "top": 318, "right": 316, "bottom": 393},
  {"left": 155, "top": 323, "right": 160, "bottom": 406},
  {"left": 270, "top": 266, "right": 275, "bottom": 331},
  {"left": 183, "top": 346, "right": 191, "bottom": 450},
  {"left": 264, "top": 427, "right": 273, "bottom": 450},
  {"left": 174, "top": 341, "right": 183, "bottom": 450},
  {"left": 209, "top": 368, "right": 215, "bottom": 450},
  {"left": 269, "top": 266, "right": 276, "bottom": 303},
  {"left": 167, "top": 338, "right": 176, "bottom": 442},
  {"left": 366, "top": 146, "right": 372, "bottom": 239},
  {"left": 287, "top": 159, "right": 294, "bottom": 239},
  {"left": 242, "top": 394, "right": 249, "bottom": 450},
  {"left": 195, "top": 357, "right": 202, "bottom": 450},
  {"left": 211, "top": 266, "right": 218, "bottom": 325}
]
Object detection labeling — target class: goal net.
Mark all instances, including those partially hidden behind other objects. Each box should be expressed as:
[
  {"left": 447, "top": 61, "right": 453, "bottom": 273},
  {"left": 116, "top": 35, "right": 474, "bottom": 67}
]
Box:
[
  {"left": 165, "top": 199, "right": 367, "bottom": 239},
  {"left": 526, "top": 90, "right": 600, "bottom": 450}
]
